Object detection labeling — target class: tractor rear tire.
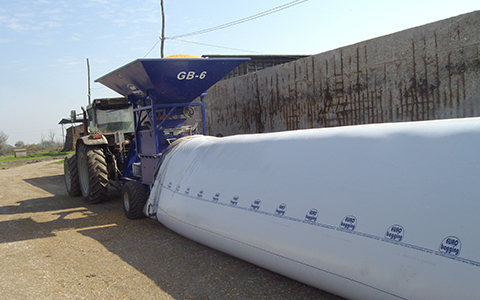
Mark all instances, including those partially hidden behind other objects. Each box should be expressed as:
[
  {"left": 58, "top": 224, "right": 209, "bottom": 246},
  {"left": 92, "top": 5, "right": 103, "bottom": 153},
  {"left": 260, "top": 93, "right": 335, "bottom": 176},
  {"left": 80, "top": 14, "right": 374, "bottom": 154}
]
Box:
[
  {"left": 123, "top": 181, "right": 147, "bottom": 219},
  {"left": 64, "top": 154, "right": 81, "bottom": 197},
  {"left": 77, "top": 143, "right": 109, "bottom": 204}
]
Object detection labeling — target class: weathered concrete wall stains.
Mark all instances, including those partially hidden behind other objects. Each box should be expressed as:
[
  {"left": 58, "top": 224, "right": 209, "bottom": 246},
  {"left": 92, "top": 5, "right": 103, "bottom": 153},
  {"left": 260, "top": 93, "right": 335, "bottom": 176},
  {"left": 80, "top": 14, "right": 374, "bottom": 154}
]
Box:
[{"left": 206, "top": 11, "right": 480, "bottom": 136}]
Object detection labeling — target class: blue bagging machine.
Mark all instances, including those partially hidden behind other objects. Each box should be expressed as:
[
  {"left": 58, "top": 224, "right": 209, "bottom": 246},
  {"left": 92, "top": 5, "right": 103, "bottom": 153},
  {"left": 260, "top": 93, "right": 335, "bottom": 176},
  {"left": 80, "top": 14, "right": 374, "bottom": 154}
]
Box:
[{"left": 64, "top": 57, "right": 248, "bottom": 218}]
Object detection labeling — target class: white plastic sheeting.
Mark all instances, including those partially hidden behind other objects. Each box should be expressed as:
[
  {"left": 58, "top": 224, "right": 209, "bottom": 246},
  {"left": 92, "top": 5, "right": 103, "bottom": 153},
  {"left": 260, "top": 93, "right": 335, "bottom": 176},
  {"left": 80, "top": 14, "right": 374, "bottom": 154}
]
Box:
[{"left": 146, "top": 117, "right": 480, "bottom": 300}]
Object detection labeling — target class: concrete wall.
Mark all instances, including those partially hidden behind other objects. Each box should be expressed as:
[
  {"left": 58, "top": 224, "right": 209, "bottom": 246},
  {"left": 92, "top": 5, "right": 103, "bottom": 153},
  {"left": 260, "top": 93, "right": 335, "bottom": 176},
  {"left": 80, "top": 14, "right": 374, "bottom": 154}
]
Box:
[{"left": 205, "top": 10, "right": 480, "bottom": 136}]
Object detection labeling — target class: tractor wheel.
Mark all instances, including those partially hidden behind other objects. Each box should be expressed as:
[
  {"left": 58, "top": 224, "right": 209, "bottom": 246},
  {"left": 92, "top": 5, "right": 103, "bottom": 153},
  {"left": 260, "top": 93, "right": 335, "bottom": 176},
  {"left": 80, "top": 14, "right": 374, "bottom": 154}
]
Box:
[
  {"left": 64, "top": 154, "right": 81, "bottom": 197},
  {"left": 122, "top": 181, "right": 147, "bottom": 219},
  {"left": 77, "top": 143, "right": 109, "bottom": 204}
]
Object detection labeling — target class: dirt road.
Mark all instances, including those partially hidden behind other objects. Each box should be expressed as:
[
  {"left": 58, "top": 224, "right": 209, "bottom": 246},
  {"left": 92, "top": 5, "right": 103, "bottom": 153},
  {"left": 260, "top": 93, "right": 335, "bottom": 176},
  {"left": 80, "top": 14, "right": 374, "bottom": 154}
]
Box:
[{"left": 0, "top": 160, "right": 344, "bottom": 300}]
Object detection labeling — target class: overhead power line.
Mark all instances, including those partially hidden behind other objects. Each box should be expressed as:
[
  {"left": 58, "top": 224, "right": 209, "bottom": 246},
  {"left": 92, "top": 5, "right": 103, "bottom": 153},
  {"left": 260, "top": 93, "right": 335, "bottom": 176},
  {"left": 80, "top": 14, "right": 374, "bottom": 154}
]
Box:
[
  {"left": 169, "top": 38, "right": 262, "bottom": 53},
  {"left": 144, "top": 39, "right": 161, "bottom": 57},
  {"left": 166, "top": 0, "right": 310, "bottom": 40},
  {"left": 145, "top": 0, "right": 310, "bottom": 57}
]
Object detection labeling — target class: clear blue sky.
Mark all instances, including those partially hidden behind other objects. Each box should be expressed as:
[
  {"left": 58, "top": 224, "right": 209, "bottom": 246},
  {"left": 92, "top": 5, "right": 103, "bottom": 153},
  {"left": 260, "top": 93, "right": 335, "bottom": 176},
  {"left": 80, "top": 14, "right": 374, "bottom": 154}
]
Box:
[{"left": 1, "top": 0, "right": 479, "bottom": 145}]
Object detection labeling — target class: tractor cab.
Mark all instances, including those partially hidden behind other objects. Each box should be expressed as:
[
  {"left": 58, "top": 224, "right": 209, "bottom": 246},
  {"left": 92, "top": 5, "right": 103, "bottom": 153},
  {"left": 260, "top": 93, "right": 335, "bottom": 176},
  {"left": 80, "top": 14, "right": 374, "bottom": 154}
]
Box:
[{"left": 86, "top": 97, "right": 134, "bottom": 135}]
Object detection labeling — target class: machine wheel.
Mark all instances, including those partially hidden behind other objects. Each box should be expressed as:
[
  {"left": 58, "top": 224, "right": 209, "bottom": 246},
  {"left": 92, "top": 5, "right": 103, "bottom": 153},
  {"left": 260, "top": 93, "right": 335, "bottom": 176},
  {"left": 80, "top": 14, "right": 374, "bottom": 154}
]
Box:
[
  {"left": 77, "top": 143, "right": 108, "bottom": 204},
  {"left": 122, "top": 181, "right": 147, "bottom": 219},
  {"left": 64, "top": 154, "right": 81, "bottom": 197}
]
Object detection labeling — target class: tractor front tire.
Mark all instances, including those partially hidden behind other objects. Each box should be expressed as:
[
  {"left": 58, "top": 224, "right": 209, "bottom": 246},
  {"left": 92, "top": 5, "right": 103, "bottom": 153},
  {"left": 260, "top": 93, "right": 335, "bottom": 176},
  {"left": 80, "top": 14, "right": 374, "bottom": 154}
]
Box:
[
  {"left": 123, "top": 181, "right": 147, "bottom": 219},
  {"left": 77, "top": 143, "right": 108, "bottom": 204},
  {"left": 64, "top": 154, "right": 81, "bottom": 197}
]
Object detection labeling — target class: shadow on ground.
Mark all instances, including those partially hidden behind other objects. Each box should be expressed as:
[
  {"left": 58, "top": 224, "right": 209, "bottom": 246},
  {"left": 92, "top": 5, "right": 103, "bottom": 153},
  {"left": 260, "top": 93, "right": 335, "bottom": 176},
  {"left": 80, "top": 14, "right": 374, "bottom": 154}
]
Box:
[{"left": 0, "top": 174, "right": 344, "bottom": 300}]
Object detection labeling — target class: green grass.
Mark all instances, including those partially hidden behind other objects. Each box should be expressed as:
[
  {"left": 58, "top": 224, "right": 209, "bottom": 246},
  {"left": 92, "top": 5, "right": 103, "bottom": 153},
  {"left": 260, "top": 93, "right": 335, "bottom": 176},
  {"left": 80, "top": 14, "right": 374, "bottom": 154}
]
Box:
[{"left": 0, "top": 150, "right": 73, "bottom": 163}]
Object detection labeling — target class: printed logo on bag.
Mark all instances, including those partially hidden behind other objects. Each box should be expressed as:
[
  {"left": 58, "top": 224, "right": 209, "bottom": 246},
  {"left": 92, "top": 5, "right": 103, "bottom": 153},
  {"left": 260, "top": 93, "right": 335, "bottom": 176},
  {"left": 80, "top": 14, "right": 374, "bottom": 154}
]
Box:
[
  {"left": 230, "top": 195, "right": 239, "bottom": 206},
  {"left": 275, "top": 203, "right": 287, "bottom": 215},
  {"left": 384, "top": 225, "right": 404, "bottom": 242},
  {"left": 250, "top": 199, "right": 261, "bottom": 210},
  {"left": 439, "top": 236, "right": 461, "bottom": 256},
  {"left": 305, "top": 209, "right": 318, "bottom": 222},
  {"left": 339, "top": 215, "right": 357, "bottom": 231}
]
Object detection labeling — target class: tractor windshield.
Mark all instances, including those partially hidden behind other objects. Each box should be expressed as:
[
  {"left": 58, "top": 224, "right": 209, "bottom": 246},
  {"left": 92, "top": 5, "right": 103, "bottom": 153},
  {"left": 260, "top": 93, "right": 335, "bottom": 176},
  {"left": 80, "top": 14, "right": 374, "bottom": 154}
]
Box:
[{"left": 90, "top": 107, "right": 134, "bottom": 134}]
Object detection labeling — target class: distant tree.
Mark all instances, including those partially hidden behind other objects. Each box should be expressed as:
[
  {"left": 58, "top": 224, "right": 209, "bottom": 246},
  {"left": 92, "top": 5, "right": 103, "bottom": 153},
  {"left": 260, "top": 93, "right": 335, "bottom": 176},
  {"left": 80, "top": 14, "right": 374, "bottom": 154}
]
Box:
[
  {"left": 0, "top": 131, "right": 8, "bottom": 150},
  {"left": 48, "top": 129, "right": 56, "bottom": 142},
  {"left": 40, "top": 140, "right": 57, "bottom": 148},
  {"left": 27, "top": 143, "right": 38, "bottom": 151},
  {"left": 37, "top": 132, "right": 62, "bottom": 149},
  {"left": 15, "top": 140, "right": 25, "bottom": 148}
]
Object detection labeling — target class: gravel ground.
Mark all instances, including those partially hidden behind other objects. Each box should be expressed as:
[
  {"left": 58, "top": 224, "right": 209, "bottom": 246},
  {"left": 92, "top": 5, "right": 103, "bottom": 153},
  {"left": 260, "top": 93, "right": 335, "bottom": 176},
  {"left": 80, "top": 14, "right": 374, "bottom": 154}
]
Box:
[
  {"left": 0, "top": 156, "right": 65, "bottom": 169},
  {"left": 0, "top": 159, "right": 346, "bottom": 300}
]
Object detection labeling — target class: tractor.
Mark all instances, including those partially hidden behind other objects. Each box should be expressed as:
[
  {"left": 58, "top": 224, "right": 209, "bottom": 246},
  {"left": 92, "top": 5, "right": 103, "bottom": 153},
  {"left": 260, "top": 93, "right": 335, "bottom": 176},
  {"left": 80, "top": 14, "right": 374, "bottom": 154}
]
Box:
[{"left": 64, "top": 97, "right": 135, "bottom": 203}]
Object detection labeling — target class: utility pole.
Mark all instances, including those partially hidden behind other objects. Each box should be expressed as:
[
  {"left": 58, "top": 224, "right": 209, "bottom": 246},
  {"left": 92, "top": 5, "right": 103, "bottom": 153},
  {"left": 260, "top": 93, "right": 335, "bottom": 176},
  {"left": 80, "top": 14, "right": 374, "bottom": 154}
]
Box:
[
  {"left": 160, "top": 0, "right": 165, "bottom": 58},
  {"left": 86, "top": 58, "right": 91, "bottom": 105}
]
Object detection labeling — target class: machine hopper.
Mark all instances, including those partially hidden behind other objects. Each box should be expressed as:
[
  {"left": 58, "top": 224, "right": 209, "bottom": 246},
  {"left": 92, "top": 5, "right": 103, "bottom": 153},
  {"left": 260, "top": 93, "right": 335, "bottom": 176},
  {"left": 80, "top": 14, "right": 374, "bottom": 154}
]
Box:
[{"left": 95, "top": 57, "right": 249, "bottom": 103}]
